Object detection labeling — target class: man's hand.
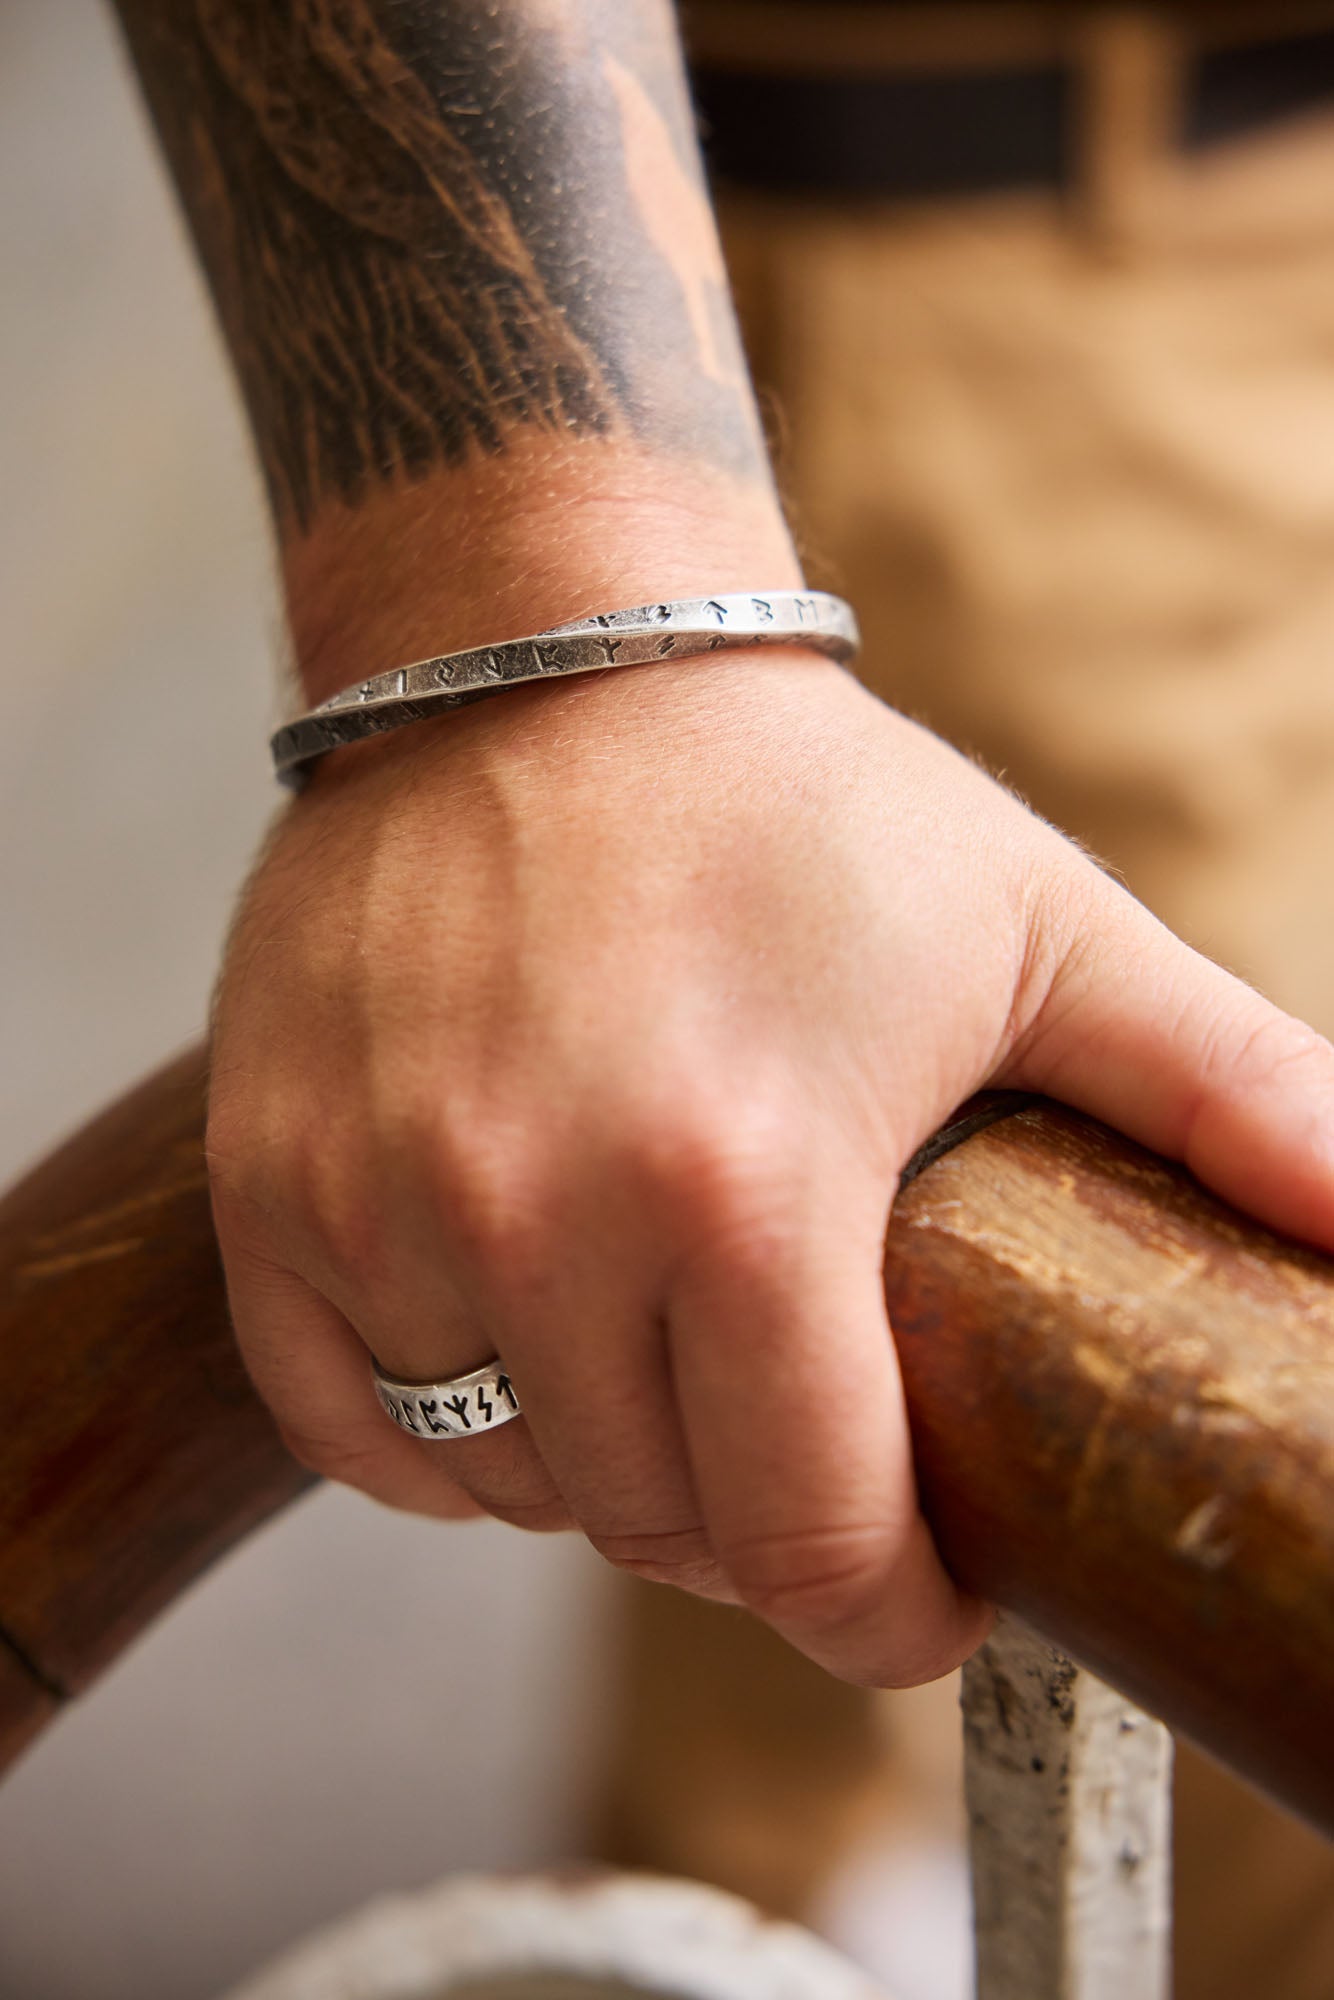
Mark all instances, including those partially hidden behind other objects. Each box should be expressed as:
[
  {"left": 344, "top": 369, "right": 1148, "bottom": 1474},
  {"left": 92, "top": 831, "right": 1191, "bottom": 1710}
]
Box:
[
  {"left": 208, "top": 649, "right": 1334, "bottom": 1688},
  {"left": 115, "top": 0, "right": 1334, "bottom": 1685}
]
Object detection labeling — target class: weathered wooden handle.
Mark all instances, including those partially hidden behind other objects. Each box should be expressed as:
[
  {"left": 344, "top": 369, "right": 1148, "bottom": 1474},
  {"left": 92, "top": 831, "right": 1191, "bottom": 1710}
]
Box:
[
  {"left": 0, "top": 1048, "right": 311, "bottom": 1771},
  {"left": 2, "top": 1050, "right": 1332, "bottom": 1835},
  {"left": 889, "top": 1103, "right": 1334, "bottom": 1835}
]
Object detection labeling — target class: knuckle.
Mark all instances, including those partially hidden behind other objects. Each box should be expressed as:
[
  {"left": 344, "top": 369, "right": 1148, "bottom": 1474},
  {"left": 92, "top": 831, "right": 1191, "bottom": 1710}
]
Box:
[
  {"left": 1213, "top": 1003, "right": 1333, "bottom": 1089},
  {"left": 421, "top": 1113, "right": 551, "bottom": 1280},
  {"left": 204, "top": 1102, "right": 264, "bottom": 1216},
  {"left": 297, "top": 1131, "right": 386, "bottom": 1279},
  {"left": 445, "top": 1432, "right": 569, "bottom": 1528},
  {"left": 869, "top": 1601, "right": 996, "bottom": 1691},
  {"left": 278, "top": 1424, "right": 386, "bottom": 1487},
  {"left": 1177, "top": 1003, "right": 1334, "bottom": 1188},
  {"left": 635, "top": 1092, "right": 804, "bottom": 1251},
  {"left": 727, "top": 1523, "right": 893, "bottom": 1637},
  {"left": 483, "top": 1495, "right": 576, "bottom": 1535},
  {"left": 588, "top": 1524, "right": 721, "bottom": 1593},
  {"left": 207, "top": 1097, "right": 378, "bottom": 1271}
]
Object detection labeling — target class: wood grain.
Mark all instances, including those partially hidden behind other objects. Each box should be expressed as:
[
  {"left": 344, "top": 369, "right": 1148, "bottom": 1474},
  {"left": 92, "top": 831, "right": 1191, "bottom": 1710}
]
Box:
[
  {"left": 1, "top": 1056, "right": 1331, "bottom": 1839},
  {"left": 887, "top": 1102, "right": 1334, "bottom": 1834},
  {"left": 0, "top": 1047, "right": 311, "bottom": 1716}
]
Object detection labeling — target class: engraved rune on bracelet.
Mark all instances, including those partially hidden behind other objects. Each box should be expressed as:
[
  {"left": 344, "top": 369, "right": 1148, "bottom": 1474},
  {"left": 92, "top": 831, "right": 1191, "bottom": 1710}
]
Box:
[{"left": 271, "top": 591, "right": 860, "bottom": 788}]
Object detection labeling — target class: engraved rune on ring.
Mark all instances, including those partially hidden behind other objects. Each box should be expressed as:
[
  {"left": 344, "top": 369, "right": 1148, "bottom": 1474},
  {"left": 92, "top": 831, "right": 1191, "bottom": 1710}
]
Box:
[{"left": 372, "top": 1357, "right": 522, "bottom": 1441}]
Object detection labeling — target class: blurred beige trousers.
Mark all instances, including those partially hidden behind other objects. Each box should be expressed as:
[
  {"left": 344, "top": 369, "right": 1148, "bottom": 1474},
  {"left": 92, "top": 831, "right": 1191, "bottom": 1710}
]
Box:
[{"left": 599, "top": 89, "right": 1334, "bottom": 2000}]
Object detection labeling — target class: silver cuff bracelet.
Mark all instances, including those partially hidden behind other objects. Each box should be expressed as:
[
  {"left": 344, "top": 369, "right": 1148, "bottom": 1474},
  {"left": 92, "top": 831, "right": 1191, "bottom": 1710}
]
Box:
[{"left": 270, "top": 590, "right": 859, "bottom": 787}]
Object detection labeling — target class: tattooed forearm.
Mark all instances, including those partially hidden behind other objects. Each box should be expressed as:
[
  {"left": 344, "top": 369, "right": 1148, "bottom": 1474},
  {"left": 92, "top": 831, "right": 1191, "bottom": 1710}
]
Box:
[{"left": 113, "top": 0, "right": 768, "bottom": 531}]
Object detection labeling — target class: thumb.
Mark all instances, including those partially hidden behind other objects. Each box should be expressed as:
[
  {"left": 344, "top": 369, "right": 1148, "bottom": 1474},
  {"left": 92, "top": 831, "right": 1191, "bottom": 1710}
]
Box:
[{"left": 1006, "top": 876, "right": 1334, "bottom": 1252}]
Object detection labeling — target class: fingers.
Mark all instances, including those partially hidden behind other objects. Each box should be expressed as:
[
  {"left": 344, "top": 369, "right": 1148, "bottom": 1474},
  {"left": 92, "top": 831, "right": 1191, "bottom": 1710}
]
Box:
[
  {"left": 1012, "top": 874, "right": 1334, "bottom": 1251},
  {"left": 354, "top": 1153, "right": 731, "bottom": 1595},
  {"left": 667, "top": 1170, "right": 992, "bottom": 1687},
  {"left": 219, "top": 1184, "right": 704, "bottom": 1554},
  {"left": 216, "top": 1073, "right": 983, "bottom": 1674},
  {"left": 219, "top": 1242, "right": 485, "bottom": 1521},
  {"left": 493, "top": 1232, "right": 733, "bottom": 1601},
  {"left": 212, "top": 1121, "right": 718, "bottom": 1559},
  {"left": 344, "top": 1261, "right": 573, "bottom": 1534}
]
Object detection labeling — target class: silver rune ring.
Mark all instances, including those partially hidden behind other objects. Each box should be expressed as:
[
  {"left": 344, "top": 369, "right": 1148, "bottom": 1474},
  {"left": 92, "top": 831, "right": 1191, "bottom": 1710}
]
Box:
[{"left": 372, "top": 1357, "right": 521, "bottom": 1440}]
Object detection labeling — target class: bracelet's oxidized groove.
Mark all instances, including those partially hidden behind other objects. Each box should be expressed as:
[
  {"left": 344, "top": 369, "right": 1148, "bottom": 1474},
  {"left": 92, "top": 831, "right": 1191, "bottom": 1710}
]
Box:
[{"left": 271, "top": 591, "right": 859, "bottom": 786}]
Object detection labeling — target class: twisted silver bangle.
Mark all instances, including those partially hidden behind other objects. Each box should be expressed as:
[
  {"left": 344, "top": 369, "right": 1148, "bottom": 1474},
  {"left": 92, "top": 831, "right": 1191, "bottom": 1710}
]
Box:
[{"left": 270, "top": 590, "right": 859, "bottom": 787}]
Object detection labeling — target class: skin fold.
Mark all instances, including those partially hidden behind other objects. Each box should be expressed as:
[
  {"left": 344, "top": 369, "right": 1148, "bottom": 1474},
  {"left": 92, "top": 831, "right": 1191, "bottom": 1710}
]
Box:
[{"left": 115, "top": 0, "right": 1334, "bottom": 1688}]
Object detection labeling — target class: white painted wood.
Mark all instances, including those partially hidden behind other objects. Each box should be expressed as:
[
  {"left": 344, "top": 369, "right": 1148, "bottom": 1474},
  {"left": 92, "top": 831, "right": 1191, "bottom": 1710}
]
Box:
[
  {"left": 963, "top": 1616, "right": 1173, "bottom": 2000},
  {"left": 217, "top": 1871, "right": 893, "bottom": 2000}
]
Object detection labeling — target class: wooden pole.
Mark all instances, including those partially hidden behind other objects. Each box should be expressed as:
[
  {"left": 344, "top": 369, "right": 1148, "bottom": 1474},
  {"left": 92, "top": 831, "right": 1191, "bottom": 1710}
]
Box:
[
  {"left": 0, "top": 1047, "right": 312, "bottom": 1751},
  {"left": 886, "top": 1099, "right": 1334, "bottom": 1835},
  {"left": 1, "top": 1058, "right": 1332, "bottom": 1836}
]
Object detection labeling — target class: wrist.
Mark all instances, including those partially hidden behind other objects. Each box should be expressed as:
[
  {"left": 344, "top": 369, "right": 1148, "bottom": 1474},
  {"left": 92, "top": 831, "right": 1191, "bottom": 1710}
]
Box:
[
  {"left": 294, "top": 638, "right": 861, "bottom": 816},
  {"left": 282, "top": 438, "right": 803, "bottom": 710}
]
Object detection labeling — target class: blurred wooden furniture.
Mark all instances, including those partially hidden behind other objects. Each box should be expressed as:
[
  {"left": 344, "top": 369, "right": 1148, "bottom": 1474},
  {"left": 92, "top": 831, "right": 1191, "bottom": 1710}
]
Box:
[{"left": 1, "top": 1050, "right": 1332, "bottom": 1850}]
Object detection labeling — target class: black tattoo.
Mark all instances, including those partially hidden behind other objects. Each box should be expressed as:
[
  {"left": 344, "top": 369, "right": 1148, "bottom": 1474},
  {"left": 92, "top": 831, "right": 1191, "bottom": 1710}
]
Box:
[{"left": 113, "top": 0, "right": 767, "bottom": 528}]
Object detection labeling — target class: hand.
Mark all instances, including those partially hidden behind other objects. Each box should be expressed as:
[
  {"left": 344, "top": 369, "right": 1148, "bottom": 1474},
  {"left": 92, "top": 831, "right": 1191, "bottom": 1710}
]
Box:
[{"left": 208, "top": 651, "right": 1334, "bottom": 1687}]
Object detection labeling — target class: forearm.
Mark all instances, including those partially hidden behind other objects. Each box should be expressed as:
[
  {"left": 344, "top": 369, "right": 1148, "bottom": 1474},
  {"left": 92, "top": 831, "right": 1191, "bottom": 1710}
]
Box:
[{"left": 112, "top": 0, "right": 798, "bottom": 704}]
